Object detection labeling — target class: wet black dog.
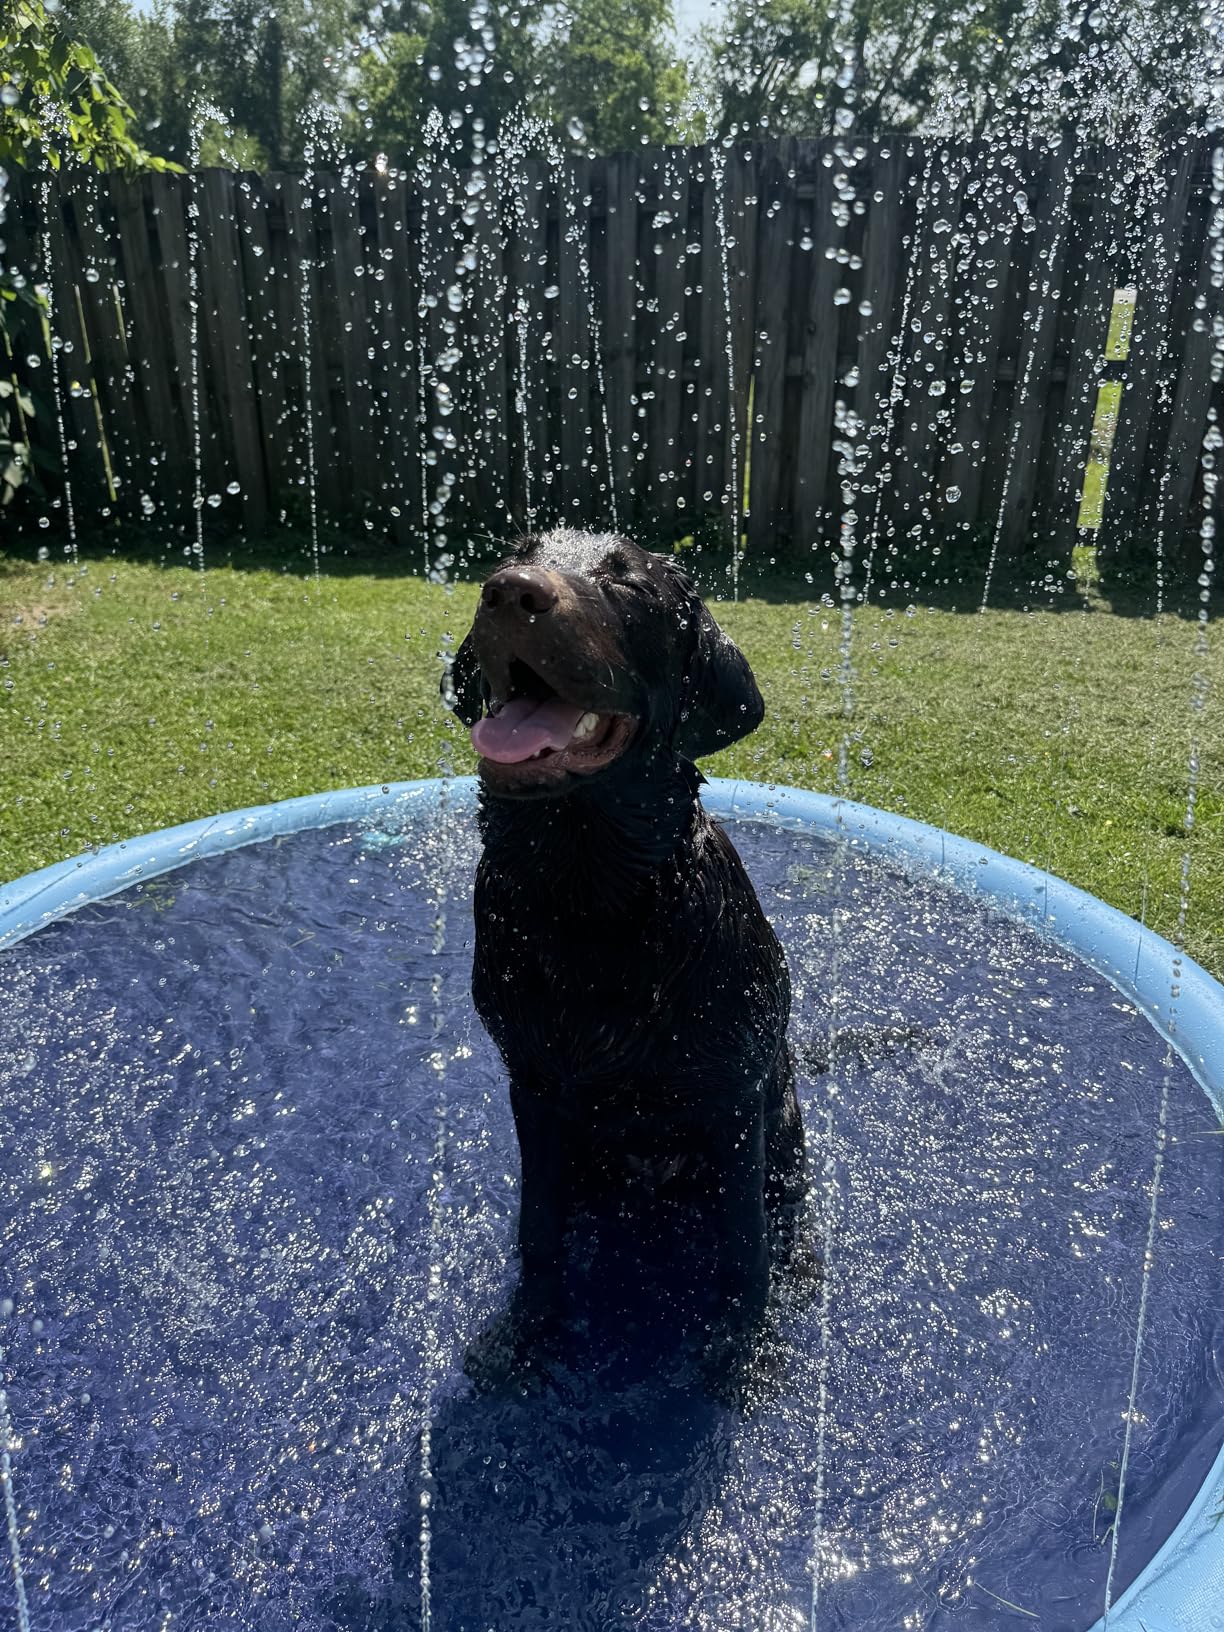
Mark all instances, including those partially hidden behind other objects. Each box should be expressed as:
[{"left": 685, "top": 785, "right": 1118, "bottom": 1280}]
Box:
[{"left": 445, "top": 528, "right": 806, "bottom": 1388}]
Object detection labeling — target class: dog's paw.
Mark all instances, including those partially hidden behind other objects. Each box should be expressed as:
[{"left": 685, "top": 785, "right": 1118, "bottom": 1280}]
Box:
[
  {"left": 463, "top": 1301, "right": 562, "bottom": 1394},
  {"left": 694, "top": 1310, "right": 799, "bottom": 1411},
  {"left": 689, "top": 1312, "right": 760, "bottom": 1408},
  {"left": 780, "top": 1239, "right": 825, "bottom": 1316}
]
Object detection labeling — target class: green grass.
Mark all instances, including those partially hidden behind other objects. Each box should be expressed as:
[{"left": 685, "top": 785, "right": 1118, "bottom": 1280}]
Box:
[{"left": 2, "top": 543, "right": 1222, "bottom": 979}]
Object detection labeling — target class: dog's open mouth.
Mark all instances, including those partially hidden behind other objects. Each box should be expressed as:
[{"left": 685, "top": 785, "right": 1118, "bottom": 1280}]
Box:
[{"left": 470, "top": 658, "right": 634, "bottom": 779}]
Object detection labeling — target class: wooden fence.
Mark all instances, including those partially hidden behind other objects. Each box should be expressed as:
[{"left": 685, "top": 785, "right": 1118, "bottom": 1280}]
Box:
[{"left": 4, "top": 136, "right": 1220, "bottom": 570}]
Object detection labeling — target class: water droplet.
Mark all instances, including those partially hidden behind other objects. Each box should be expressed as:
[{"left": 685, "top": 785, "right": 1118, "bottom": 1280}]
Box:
[
  {"left": 833, "top": 287, "right": 851, "bottom": 306},
  {"left": 226, "top": 481, "right": 241, "bottom": 495}
]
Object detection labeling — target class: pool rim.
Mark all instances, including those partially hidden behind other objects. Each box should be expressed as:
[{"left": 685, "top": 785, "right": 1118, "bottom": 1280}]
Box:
[{"left": 0, "top": 774, "right": 1220, "bottom": 1631}]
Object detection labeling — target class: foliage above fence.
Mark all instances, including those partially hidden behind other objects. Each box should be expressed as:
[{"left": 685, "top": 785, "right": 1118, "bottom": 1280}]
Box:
[{"left": 4, "top": 135, "right": 1220, "bottom": 579}]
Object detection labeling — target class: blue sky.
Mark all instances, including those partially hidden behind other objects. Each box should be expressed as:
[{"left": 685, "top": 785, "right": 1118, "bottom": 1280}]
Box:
[{"left": 674, "top": 0, "right": 722, "bottom": 47}]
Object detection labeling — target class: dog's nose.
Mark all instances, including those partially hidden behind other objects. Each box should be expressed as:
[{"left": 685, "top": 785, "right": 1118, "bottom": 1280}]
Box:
[{"left": 481, "top": 566, "right": 558, "bottom": 617}]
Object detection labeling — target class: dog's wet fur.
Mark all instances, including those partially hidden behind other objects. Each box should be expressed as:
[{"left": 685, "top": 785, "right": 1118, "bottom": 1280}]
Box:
[{"left": 446, "top": 528, "right": 808, "bottom": 1393}]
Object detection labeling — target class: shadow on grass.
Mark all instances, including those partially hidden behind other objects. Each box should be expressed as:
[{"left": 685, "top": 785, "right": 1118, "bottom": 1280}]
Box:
[{"left": 3, "top": 519, "right": 1213, "bottom": 622}]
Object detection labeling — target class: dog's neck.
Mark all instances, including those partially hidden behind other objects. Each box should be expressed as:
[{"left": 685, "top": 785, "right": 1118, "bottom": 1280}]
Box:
[{"left": 477, "top": 753, "right": 705, "bottom": 908}]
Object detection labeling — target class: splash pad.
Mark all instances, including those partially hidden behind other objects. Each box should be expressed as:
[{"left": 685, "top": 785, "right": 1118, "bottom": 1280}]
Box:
[{"left": 1, "top": 776, "right": 1220, "bottom": 1632}]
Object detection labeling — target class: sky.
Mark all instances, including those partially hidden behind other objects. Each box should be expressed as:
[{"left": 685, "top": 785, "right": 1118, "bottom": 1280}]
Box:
[{"left": 674, "top": 0, "right": 723, "bottom": 48}]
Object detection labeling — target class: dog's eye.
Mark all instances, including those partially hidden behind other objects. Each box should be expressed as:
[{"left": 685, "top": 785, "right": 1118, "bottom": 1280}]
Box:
[
  {"left": 601, "top": 572, "right": 649, "bottom": 597},
  {"left": 604, "top": 551, "right": 631, "bottom": 576}
]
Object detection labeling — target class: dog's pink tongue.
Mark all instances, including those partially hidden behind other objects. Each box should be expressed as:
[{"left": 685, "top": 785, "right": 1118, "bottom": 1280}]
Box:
[{"left": 471, "top": 695, "right": 587, "bottom": 763}]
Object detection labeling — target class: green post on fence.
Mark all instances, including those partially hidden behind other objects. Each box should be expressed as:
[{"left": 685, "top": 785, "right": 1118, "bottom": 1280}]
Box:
[{"left": 1077, "top": 285, "right": 1136, "bottom": 531}]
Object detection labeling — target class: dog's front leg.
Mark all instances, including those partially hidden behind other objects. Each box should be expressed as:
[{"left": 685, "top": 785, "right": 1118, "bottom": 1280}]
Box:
[
  {"left": 719, "top": 1096, "right": 769, "bottom": 1323},
  {"left": 513, "top": 1092, "right": 569, "bottom": 1320},
  {"left": 465, "top": 1084, "right": 568, "bottom": 1390},
  {"left": 702, "top": 1094, "right": 770, "bottom": 1396}
]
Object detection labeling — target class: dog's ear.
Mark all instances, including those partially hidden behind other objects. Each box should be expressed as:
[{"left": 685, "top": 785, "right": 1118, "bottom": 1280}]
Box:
[
  {"left": 672, "top": 578, "right": 764, "bottom": 762},
  {"left": 442, "top": 632, "right": 482, "bottom": 728}
]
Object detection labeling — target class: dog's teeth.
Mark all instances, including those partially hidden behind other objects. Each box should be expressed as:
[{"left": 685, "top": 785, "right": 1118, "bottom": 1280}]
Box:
[{"left": 572, "top": 712, "right": 600, "bottom": 741}]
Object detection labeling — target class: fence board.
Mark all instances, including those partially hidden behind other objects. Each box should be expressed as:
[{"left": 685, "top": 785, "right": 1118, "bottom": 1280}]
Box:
[
  {"left": 892, "top": 153, "right": 961, "bottom": 528},
  {"left": 505, "top": 156, "right": 548, "bottom": 531},
  {"left": 997, "top": 139, "right": 1077, "bottom": 554},
  {"left": 645, "top": 150, "right": 690, "bottom": 530},
  {"left": 198, "top": 169, "right": 268, "bottom": 527},
  {"left": 110, "top": 172, "right": 188, "bottom": 496},
  {"left": 1042, "top": 171, "right": 1122, "bottom": 549},
  {"left": 68, "top": 177, "right": 137, "bottom": 506},
  {"left": 472, "top": 170, "right": 511, "bottom": 542},
  {"left": 1158, "top": 172, "right": 1223, "bottom": 545},
  {"left": 234, "top": 175, "right": 293, "bottom": 501},
  {"left": 282, "top": 174, "right": 343, "bottom": 516},
  {"left": 604, "top": 152, "right": 638, "bottom": 527},
  {"left": 41, "top": 182, "right": 107, "bottom": 499},
  {"left": 557, "top": 158, "right": 594, "bottom": 525},
  {"left": 1100, "top": 148, "right": 1196, "bottom": 544},
  {"left": 746, "top": 138, "right": 798, "bottom": 557},
  {"left": 694, "top": 149, "right": 734, "bottom": 545},
  {"left": 726, "top": 145, "right": 759, "bottom": 538},
  {"left": 792, "top": 149, "right": 844, "bottom": 554},
  {"left": 147, "top": 171, "right": 206, "bottom": 508},
  {"left": 372, "top": 177, "right": 419, "bottom": 550}
]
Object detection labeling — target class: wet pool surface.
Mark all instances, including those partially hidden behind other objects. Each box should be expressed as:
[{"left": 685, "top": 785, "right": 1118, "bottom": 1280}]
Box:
[{"left": 0, "top": 806, "right": 1221, "bottom": 1631}]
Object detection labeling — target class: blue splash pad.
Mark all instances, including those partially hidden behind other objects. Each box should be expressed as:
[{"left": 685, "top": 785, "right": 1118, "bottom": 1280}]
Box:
[{"left": 0, "top": 779, "right": 1221, "bottom": 1631}]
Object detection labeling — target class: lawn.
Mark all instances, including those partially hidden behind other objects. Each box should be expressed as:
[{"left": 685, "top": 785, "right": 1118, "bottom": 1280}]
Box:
[{"left": 2, "top": 541, "right": 1221, "bottom": 979}]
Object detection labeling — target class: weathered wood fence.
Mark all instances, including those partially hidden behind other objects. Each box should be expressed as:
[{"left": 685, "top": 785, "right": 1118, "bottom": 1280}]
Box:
[{"left": 5, "top": 136, "right": 1220, "bottom": 569}]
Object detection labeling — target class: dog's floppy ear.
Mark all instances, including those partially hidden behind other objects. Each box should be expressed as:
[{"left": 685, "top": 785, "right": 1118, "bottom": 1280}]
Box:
[
  {"left": 671, "top": 574, "right": 764, "bottom": 762},
  {"left": 441, "top": 632, "right": 482, "bottom": 728}
]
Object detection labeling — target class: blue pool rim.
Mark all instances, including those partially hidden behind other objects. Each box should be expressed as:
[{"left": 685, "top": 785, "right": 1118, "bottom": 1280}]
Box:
[{"left": 0, "top": 774, "right": 1221, "bottom": 1631}]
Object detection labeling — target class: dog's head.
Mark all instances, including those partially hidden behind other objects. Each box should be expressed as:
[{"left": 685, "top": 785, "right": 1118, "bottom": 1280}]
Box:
[{"left": 444, "top": 528, "right": 764, "bottom": 798}]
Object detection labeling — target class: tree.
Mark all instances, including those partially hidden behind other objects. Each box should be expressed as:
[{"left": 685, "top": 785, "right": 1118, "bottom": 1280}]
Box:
[
  {"left": 1, "top": 0, "right": 180, "bottom": 173},
  {"left": 537, "top": 0, "right": 691, "bottom": 154},
  {"left": 57, "top": 0, "right": 355, "bottom": 169},
  {"left": 1, "top": 0, "right": 177, "bottom": 501},
  {"left": 698, "top": 0, "right": 1218, "bottom": 143},
  {"left": 352, "top": 0, "right": 548, "bottom": 162}
]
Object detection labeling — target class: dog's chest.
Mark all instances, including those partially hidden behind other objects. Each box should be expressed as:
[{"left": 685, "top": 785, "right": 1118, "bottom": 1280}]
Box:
[
  {"left": 471, "top": 865, "right": 784, "bottom": 1102},
  {"left": 475, "top": 906, "right": 677, "bottom": 1074}
]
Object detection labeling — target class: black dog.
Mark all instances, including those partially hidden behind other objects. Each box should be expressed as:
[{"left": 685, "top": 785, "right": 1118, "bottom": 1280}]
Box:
[{"left": 445, "top": 528, "right": 806, "bottom": 1386}]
